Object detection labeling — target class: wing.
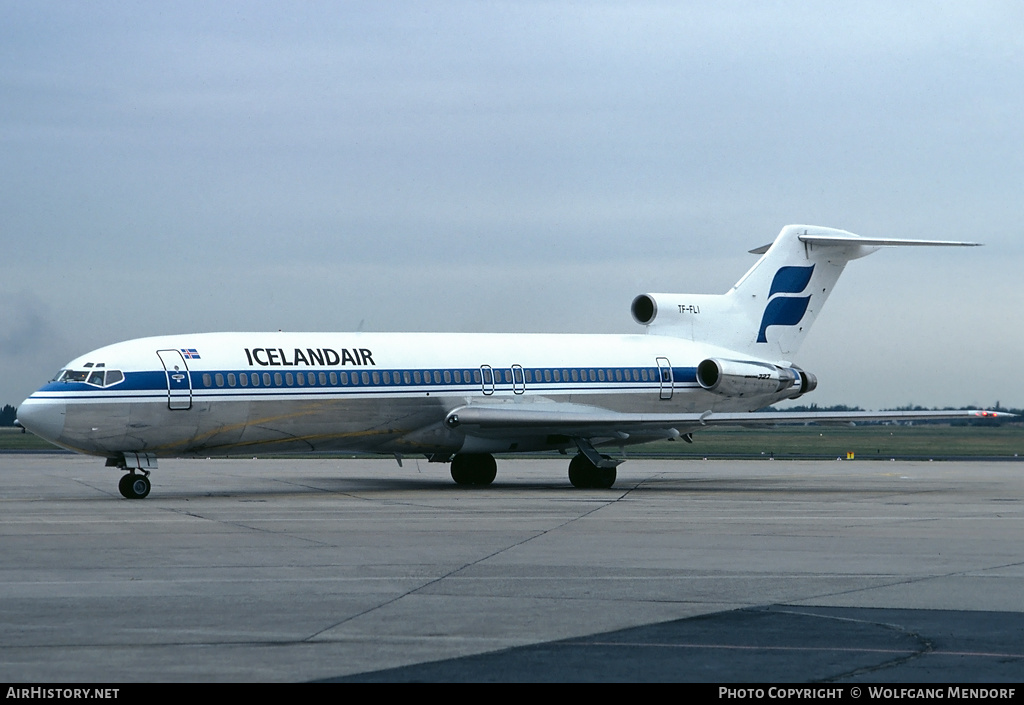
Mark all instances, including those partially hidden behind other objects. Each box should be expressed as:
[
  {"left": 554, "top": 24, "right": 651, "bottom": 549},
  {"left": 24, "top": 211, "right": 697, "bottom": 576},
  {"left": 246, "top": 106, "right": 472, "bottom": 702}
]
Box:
[{"left": 445, "top": 402, "right": 1012, "bottom": 441}]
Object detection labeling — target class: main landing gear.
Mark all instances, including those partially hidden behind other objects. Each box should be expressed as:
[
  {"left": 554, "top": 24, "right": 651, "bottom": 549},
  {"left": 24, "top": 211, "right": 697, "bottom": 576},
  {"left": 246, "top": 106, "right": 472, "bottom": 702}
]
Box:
[
  {"left": 567, "top": 453, "right": 617, "bottom": 489},
  {"left": 448, "top": 450, "right": 618, "bottom": 489},
  {"left": 118, "top": 471, "right": 151, "bottom": 499},
  {"left": 450, "top": 453, "right": 498, "bottom": 486}
]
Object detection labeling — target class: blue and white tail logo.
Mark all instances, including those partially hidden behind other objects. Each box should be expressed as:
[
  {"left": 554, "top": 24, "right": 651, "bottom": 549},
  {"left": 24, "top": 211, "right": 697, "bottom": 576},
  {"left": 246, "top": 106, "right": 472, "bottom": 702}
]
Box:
[{"left": 757, "top": 265, "right": 814, "bottom": 343}]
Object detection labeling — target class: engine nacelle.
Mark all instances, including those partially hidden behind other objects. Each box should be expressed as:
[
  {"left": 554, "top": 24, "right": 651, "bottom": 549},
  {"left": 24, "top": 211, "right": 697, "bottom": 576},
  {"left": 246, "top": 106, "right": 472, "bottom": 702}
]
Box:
[
  {"left": 630, "top": 293, "right": 726, "bottom": 327},
  {"left": 697, "top": 358, "right": 815, "bottom": 400}
]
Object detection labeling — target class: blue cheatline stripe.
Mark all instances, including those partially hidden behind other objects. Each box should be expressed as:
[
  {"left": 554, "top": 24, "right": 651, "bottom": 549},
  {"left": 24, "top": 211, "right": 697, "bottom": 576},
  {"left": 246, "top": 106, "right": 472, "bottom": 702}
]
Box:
[{"left": 36, "top": 365, "right": 700, "bottom": 398}]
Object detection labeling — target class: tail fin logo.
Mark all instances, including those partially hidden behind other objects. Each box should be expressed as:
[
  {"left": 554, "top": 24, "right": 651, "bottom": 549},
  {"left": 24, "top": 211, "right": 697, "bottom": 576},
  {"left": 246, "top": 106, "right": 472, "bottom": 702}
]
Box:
[{"left": 757, "top": 265, "right": 814, "bottom": 343}]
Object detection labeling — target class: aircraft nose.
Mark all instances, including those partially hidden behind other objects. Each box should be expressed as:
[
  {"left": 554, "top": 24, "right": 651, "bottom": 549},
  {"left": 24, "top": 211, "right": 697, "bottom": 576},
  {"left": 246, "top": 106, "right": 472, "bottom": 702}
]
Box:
[{"left": 17, "top": 398, "right": 66, "bottom": 443}]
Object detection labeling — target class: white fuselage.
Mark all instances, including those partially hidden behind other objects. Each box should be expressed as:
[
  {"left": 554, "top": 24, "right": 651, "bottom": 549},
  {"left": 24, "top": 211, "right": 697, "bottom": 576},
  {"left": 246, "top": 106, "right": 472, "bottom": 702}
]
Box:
[{"left": 19, "top": 331, "right": 800, "bottom": 459}]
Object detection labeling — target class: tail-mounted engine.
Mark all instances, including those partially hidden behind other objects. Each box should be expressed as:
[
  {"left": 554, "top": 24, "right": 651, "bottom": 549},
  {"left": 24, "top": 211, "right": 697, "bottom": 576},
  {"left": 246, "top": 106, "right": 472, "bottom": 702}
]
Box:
[{"left": 696, "top": 358, "right": 817, "bottom": 400}]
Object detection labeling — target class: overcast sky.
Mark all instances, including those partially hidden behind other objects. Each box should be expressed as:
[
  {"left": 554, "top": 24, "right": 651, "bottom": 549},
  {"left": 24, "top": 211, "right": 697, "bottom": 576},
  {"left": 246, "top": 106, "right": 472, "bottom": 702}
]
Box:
[{"left": 2, "top": 1, "right": 1022, "bottom": 409}]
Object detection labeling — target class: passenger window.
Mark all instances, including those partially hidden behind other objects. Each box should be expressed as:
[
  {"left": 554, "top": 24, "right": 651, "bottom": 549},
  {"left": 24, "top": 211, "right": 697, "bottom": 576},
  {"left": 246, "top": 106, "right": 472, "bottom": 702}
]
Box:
[
  {"left": 274, "top": 373, "right": 282, "bottom": 386},
  {"left": 227, "top": 373, "right": 236, "bottom": 387},
  {"left": 203, "top": 373, "right": 212, "bottom": 387},
  {"left": 286, "top": 373, "right": 294, "bottom": 386},
  {"left": 319, "top": 372, "right": 327, "bottom": 385},
  {"left": 240, "top": 374, "right": 249, "bottom": 387},
  {"left": 296, "top": 373, "right": 304, "bottom": 386},
  {"left": 329, "top": 372, "right": 337, "bottom": 385},
  {"left": 362, "top": 372, "right": 370, "bottom": 385},
  {"left": 216, "top": 373, "right": 225, "bottom": 387},
  {"left": 263, "top": 373, "right": 271, "bottom": 386},
  {"left": 404, "top": 371, "right": 412, "bottom": 384},
  {"left": 413, "top": 371, "right": 422, "bottom": 384},
  {"left": 372, "top": 372, "right": 381, "bottom": 385},
  {"left": 432, "top": 371, "right": 441, "bottom": 384},
  {"left": 340, "top": 372, "right": 349, "bottom": 385}
]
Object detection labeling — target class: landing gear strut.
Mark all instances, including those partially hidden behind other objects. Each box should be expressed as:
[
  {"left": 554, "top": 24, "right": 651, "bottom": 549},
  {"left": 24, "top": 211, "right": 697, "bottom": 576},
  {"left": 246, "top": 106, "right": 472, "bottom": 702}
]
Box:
[
  {"left": 568, "top": 453, "right": 617, "bottom": 489},
  {"left": 450, "top": 453, "right": 497, "bottom": 486},
  {"left": 118, "top": 471, "right": 151, "bottom": 499}
]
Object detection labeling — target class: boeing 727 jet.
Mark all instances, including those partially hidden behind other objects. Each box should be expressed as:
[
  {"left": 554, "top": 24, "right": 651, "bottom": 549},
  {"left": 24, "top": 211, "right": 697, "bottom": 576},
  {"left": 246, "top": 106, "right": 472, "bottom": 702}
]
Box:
[{"left": 17, "top": 225, "right": 1007, "bottom": 498}]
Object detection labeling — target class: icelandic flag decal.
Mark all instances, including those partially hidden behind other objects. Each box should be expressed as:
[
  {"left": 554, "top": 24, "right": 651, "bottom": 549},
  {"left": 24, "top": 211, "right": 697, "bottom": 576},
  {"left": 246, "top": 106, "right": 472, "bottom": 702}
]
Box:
[
  {"left": 181, "top": 348, "right": 201, "bottom": 359},
  {"left": 757, "top": 265, "right": 815, "bottom": 343}
]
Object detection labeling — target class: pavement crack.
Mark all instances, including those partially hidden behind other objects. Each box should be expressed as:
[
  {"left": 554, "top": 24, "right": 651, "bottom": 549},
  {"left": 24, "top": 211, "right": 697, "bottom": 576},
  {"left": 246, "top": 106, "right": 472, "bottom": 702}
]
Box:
[
  {"left": 767, "top": 607, "right": 934, "bottom": 682},
  {"left": 303, "top": 486, "right": 636, "bottom": 642}
]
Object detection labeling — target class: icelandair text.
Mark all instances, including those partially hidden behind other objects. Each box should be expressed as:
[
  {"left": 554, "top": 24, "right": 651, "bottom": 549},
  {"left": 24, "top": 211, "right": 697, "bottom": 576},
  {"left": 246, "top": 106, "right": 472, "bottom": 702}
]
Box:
[{"left": 244, "top": 347, "right": 375, "bottom": 367}]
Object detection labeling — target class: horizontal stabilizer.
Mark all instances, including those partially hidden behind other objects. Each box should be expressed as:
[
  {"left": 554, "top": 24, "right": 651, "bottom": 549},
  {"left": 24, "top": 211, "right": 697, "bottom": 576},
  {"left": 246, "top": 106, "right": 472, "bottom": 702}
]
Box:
[{"left": 798, "top": 234, "right": 981, "bottom": 247}]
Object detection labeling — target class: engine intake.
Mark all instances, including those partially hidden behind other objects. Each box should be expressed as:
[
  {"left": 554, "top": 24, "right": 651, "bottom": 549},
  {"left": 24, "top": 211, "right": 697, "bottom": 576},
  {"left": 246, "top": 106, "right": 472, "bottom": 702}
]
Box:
[{"left": 631, "top": 295, "right": 658, "bottom": 325}]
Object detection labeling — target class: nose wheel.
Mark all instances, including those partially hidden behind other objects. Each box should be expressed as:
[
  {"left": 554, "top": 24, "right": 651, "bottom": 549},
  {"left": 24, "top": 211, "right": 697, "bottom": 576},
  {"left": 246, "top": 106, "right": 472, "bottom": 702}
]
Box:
[{"left": 118, "top": 472, "right": 151, "bottom": 499}]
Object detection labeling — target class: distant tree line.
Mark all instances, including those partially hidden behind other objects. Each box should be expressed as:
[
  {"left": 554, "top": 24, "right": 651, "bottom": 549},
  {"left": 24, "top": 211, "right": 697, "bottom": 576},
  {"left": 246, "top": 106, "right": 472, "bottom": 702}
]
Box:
[{"left": 0, "top": 405, "right": 16, "bottom": 426}]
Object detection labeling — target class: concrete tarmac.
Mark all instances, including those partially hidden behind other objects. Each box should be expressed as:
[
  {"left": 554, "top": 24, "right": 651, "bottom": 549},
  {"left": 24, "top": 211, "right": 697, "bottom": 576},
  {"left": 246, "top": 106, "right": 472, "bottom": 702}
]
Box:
[{"left": 1, "top": 454, "right": 1022, "bottom": 682}]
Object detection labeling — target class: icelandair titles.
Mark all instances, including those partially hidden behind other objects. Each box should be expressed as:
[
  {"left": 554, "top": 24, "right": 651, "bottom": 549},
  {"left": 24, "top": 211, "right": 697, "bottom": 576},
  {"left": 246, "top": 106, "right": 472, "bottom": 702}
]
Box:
[{"left": 244, "top": 347, "right": 375, "bottom": 367}]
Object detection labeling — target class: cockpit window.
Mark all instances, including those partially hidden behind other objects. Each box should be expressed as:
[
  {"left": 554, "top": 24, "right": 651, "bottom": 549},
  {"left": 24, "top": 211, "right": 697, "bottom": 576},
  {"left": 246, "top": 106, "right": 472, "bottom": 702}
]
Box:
[{"left": 55, "top": 368, "right": 125, "bottom": 387}]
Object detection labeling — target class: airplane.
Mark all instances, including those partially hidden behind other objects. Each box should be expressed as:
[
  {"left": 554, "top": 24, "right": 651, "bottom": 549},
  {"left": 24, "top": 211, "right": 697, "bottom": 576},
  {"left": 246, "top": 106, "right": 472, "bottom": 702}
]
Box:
[{"left": 16, "top": 224, "right": 1011, "bottom": 499}]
